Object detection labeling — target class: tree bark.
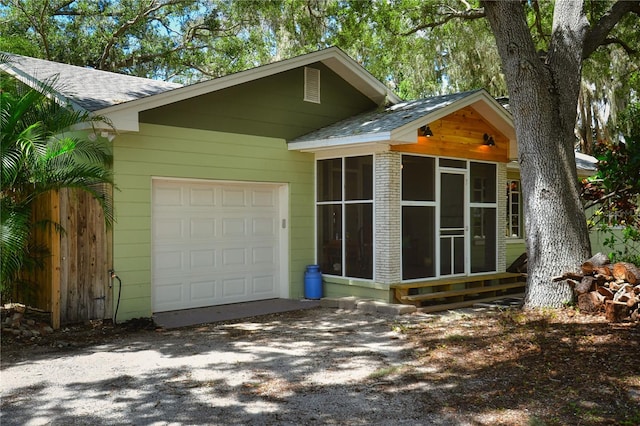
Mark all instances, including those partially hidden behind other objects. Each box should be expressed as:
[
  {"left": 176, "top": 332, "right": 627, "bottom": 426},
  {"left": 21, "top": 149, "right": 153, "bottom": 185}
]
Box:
[{"left": 483, "top": 0, "right": 592, "bottom": 308}]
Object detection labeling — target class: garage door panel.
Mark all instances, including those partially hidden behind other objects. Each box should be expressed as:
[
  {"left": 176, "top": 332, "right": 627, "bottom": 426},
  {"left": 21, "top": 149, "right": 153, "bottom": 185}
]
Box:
[
  {"left": 190, "top": 249, "right": 216, "bottom": 270},
  {"left": 222, "top": 277, "right": 249, "bottom": 298},
  {"left": 252, "top": 275, "right": 276, "bottom": 294},
  {"left": 153, "top": 179, "right": 283, "bottom": 312},
  {"left": 222, "top": 188, "right": 247, "bottom": 207},
  {"left": 190, "top": 187, "right": 216, "bottom": 206},
  {"left": 252, "top": 189, "right": 276, "bottom": 207},
  {"left": 252, "top": 217, "right": 276, "bottom": 236},
  {"left": 189, "top": 279, "right": 217, "bottom": 301},
  {"left": 222, "top": 217, "right": 247, "bottom": 237},
  {"left": 154, "top": 280, "right": 184, "bottom": 307},
  {"left": 154, "top": 218, "right": 184, "bottom": 241},
  {"left": 222, "top": 247, "right": 246, "bottom": 266},
  {"left": 252, "top": 246, "right": 275, "bottom": 265},
  {"left": 190, "top": 218, "right": 217, "bottom": 239},
  {"left": 154, "top": 186, "right": 184, "bottom": 206},
  {"left": 155, "top": 250, "right": 184, "bottom": 274}
]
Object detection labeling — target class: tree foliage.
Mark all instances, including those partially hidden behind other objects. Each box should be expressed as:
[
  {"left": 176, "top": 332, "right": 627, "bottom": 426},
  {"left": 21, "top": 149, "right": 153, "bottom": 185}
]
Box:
[
  {"left": 582, "top": 103, "right": 640, "bottom": 263},
  {"left": 2, "top": 1, "right": 637, "bottom": 152}
]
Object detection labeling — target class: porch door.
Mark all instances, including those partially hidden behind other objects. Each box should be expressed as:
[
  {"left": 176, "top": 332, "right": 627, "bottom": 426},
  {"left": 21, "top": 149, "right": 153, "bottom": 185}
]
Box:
[{"left": 439, "top": 171, "right": 467, "bottom": 276}]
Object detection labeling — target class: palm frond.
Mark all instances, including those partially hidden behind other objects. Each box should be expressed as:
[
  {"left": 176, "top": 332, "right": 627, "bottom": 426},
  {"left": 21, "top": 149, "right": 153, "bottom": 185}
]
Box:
[{"left": 1, "top": 72, "right": 116, "bottom": 294}]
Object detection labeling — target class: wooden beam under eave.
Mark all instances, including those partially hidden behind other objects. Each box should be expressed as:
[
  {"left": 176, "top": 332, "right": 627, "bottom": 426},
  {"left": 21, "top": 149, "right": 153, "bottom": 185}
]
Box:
[
  {"left": 392, "top": 136, "right": 508, "bottom": 162},
  {"left": 392, "top": 106, "right": 510, "bottom": 162},
  {"left": 50, "top": 190, "right": 61, "bottom": 329}
]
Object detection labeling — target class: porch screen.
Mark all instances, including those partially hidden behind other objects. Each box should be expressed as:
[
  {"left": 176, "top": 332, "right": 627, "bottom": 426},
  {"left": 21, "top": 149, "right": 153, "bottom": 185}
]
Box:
[
  {"left": 401, "top": 156, "right": 436, "bottom": 280},
  {"left": 470, "top": 162, "right": 497, "bottom": 273},
  {"left": 317, "top": 156, "right": 373, "bottom": 279}
]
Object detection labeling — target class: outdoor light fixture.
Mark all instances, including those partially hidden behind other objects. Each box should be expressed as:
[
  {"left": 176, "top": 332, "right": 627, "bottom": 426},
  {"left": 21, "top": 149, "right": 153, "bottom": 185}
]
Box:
[
  {"left": 418, "top": 125, "right": 433, "bottom": 137},
  {"left": 483, "top": 133, "right": 495, "bottom": 146}
]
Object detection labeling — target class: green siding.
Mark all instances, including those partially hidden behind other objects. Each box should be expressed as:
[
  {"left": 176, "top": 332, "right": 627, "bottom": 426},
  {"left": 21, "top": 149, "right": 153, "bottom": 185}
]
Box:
[
  {"left": 112, "top": 123, "right": 315, "bottom": 320},
  {"left": 139, "top": 63, "right": 377, "bottom": 140},
  {"left": 506, "top": 240, "right": 526, "bottom": 267},
  {"left": 590, "top": 229, "right": 640, "bottom": 259},
  {"left": 322, "top": 277, "right": 391, "bottom": 302}
]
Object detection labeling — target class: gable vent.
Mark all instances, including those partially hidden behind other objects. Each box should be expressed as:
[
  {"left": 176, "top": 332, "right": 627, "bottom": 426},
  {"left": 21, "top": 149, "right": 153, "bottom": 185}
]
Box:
[{"left": 304, "top": 67, "right": 321, "bottom": 104}]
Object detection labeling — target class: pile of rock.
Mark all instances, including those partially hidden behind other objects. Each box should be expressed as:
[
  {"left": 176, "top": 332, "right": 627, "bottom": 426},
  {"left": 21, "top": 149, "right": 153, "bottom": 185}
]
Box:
[{"left": 1, "top": 303, "right": 54, "bottom": 339}]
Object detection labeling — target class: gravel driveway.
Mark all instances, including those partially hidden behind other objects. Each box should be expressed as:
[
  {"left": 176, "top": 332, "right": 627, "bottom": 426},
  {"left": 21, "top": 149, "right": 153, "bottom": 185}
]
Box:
[{"left": 1, "top": 307, "right": 451, "bottom": 425}]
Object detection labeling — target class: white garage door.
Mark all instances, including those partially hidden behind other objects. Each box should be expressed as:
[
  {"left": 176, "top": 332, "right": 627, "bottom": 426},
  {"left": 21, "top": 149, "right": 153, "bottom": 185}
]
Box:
[{"left": 152, "top": 179, "right": 284, "bottom": 312}]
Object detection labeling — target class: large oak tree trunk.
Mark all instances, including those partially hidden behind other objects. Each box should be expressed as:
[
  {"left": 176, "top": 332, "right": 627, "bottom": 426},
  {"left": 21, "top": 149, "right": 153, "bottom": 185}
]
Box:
[{"left": 483, "top": 1, "right": 592, "bottom": 308}]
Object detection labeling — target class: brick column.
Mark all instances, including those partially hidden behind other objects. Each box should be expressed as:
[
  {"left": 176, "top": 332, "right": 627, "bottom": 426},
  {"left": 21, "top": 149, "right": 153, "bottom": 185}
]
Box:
[
  {"left": 497, "top": 162, "right": 507, "bottom": 272},
  {"left": 374, "top": 152, "right": 402, "bottom": 284}
]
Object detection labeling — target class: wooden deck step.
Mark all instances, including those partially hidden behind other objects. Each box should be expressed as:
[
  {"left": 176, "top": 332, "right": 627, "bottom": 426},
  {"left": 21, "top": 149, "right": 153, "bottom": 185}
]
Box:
[
  {"left": 401, "top": 281, "right": 525, "bottom": 304},
  {"left": 390, "top": 272, "right": 526, "bottom": 307},
  {"left": 418, "top": 293, "right": 525, "bottom": 313},
  {"left": 390, "top": 272, "right": 523, "bottom": 291}
]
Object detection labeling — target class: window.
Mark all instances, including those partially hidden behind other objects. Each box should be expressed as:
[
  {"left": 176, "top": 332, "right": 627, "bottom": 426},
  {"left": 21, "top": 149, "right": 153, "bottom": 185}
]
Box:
[
  {"left": 402, "top": 156, "right": 436, "bottom": 280},
  {"left": 317, "top": 156, "right": 373, "bottom": 279},
  {"left": 506, "top": 180, "right": 521, "bottom": 238}
]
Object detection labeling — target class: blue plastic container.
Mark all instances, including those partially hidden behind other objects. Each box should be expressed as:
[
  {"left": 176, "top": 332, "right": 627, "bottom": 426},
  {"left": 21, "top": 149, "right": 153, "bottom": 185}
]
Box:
[{"left": 304, "top": 264, "right": 323, "bottom": 299}]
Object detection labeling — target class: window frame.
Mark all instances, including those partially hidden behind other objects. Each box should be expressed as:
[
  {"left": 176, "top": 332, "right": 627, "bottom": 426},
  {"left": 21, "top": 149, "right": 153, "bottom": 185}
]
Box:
[
  {"left": 316, "top": 155, "right": 374, "bottom": 280},
  {"left": 506, "top": 179, "right": 522, "bottom": 239}
]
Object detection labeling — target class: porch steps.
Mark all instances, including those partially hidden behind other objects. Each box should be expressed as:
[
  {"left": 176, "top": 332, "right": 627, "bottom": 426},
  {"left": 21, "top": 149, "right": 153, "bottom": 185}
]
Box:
[
  {"left": 391, "top": 272, "right": 526, "bottom": 311},
  {"left": 417, "top": 292, "right": 525, "bottom": 314}
]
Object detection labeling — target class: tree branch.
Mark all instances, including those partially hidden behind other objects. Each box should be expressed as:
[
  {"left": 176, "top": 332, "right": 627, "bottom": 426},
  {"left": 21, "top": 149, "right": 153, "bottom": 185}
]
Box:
[
  {"left": 583, "top": 0, "right": 640, "bottom": 59},
  {"left": 601, "top": 37, "right": 638, "bottom": 55},
  {"left": 401, "top": 5, "right": 485, "bottom": 36},
  {"left": 97, "top": 0, "right": 191, "bottom": 70},
  {"left": 531, "top": 0, "right": 550, "bottom": 44},
  {"left": 111, "top": 45, "right": 205, "bottom": 71}
]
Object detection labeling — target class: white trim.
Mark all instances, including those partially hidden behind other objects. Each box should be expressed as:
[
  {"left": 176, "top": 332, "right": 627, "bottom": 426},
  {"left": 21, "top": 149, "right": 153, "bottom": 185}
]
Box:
[
  {"left": 278, "top": 184, "right": 290, "bottom": 298},
  {"left": 312, "top": 143, "right": 390, "bottom": 158},
  {"left": 288, "top": 133, "right": 392, "bottom": 151},
  {"left": 437, "top": 167, "right": 468, "bottom": 277}
]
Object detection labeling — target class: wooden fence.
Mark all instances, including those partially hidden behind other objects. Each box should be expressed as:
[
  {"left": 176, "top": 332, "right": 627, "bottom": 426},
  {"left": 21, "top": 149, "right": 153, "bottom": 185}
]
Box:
[{"left": 15, "top": 188, "right": 112, "bottom": 328}]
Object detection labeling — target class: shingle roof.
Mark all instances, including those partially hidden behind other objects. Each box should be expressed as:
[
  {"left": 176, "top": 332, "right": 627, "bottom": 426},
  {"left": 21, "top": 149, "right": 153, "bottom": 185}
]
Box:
[
  {"left": 291, "top": 89, "right": 483, "bottom": 143},
  {"left": 2, "top": 53, "right": 182, "bottom": 112}
]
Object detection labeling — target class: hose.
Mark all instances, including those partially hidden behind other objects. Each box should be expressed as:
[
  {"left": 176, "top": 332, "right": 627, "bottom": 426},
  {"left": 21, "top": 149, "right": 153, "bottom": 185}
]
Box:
[{"left": 109, "top": 270, "right": 122, "bottom": 325}]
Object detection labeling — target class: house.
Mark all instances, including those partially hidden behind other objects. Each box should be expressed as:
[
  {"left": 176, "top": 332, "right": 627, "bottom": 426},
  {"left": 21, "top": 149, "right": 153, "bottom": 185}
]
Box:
[{"left": 1, "top": 47, "right": 595, "bottom": 325}]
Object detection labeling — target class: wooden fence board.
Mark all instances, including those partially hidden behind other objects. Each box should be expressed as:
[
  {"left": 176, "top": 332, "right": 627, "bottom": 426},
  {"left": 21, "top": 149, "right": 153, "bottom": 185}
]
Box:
[{"left": 15, "top": 188, "right": 112, "bottom": 328}]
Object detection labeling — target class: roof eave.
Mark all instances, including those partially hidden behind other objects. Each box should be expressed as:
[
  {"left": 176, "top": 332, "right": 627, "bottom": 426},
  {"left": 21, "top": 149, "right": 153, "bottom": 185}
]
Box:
[
  {"left": 392, "top": 90, "right": 514, "bottom": 141},
  {"left": 288, "top": 132, "right": 393, "bottom": 151},
  {"left": 1, "top": 61, "right": 89, "bottom": 113}
]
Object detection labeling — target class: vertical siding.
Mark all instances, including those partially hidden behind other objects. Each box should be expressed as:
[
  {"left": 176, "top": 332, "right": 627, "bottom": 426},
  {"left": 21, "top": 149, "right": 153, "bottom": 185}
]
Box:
[
  {"left": 17, "top": 192, "right": 56, "bottom": 315},
  {"left": 59, "top": 188, "right": 112, "bottom": 324},
  {"left": 112, "top": 124, "right": 315, "bottom": 320},
  {"left": 17, "top": 188, "right": 111, "bottom": 327}
]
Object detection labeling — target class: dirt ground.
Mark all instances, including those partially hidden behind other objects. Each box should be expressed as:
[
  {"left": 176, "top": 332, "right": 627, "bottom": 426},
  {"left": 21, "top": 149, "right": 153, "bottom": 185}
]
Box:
[{"left": 1, "top": 305, "right": 639, "bottom": 426}]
